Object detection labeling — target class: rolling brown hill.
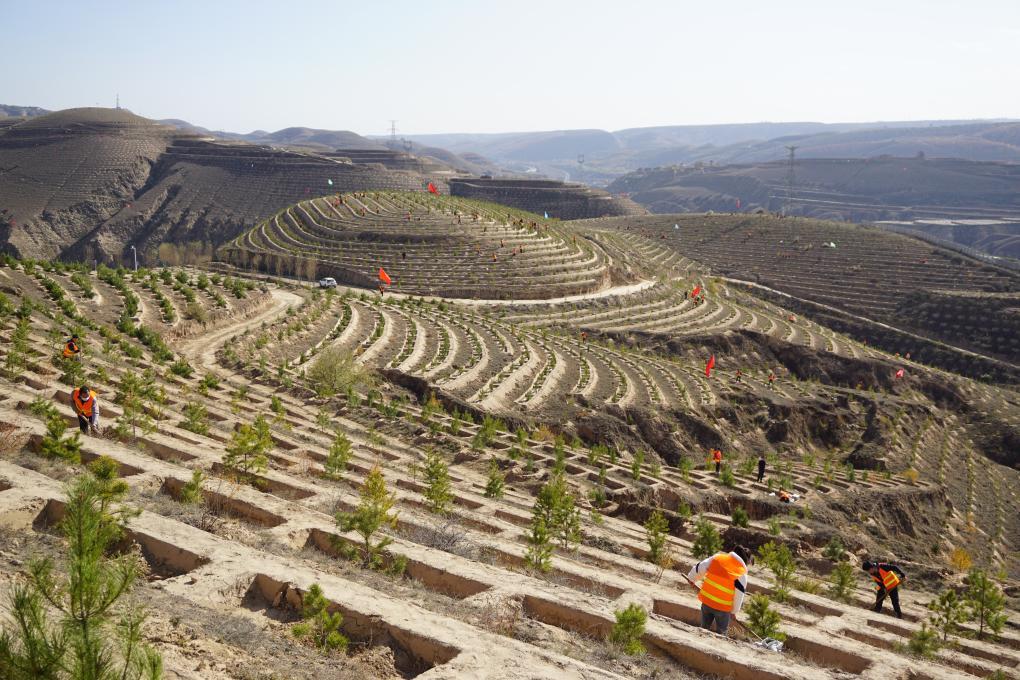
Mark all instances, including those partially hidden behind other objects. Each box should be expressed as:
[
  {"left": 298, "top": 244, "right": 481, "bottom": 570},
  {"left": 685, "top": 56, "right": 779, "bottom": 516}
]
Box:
[{"left": 0, "top": 108, "right": 443, "bottom": 264}]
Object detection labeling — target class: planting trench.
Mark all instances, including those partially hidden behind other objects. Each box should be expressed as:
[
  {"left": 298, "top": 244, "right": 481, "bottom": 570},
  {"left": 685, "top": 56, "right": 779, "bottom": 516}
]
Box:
[
  {"left": 305, "top": 527, "right": 492, "bottom": 600},
  {"left": 161, "top": 477, "right": 287, "bottom": 528},
  {"left": 245, "top": 572, "right": 460, "bottom": 677},
  {"left": 29, "top": 498, "right": 211, "bottom": 578}
]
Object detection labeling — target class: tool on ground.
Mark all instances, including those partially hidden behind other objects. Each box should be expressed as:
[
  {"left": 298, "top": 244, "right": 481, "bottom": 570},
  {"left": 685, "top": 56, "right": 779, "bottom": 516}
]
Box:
[{"left": 681, "top": 571, "right": 784, "bottom": 652}]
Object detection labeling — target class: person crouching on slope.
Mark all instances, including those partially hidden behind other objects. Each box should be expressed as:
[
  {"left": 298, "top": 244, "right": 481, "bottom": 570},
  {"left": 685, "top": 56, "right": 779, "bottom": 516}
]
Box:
[
  {"left": 688, "top": 545, "right": 752, "bottom": 636},
  {"left": 63, "top": 334, "right": 81, "bottom": 360},
  {"left": 863, "top": 560, "right": 906, "bottom": 618},
  {"left": 71, "top": 384, "right": 100, "bottom": 435}
]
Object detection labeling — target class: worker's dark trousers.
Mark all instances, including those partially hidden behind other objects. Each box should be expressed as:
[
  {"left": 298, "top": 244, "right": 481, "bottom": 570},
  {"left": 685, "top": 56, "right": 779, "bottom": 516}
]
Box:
[
  {"left": 700, "top": 603, "right": 731, "bottom": 635},
  {"left": 874, "top": 587, "right": 902, "bottom": 618},
  {"left": 77, "top": 414, "right": 97, "bottom": 434},
  {"left": 757, "top": 467, "right": 765, "bottom": 482},
  {"left": 715, "top": 462, "right": 721, "bottom": 475}
]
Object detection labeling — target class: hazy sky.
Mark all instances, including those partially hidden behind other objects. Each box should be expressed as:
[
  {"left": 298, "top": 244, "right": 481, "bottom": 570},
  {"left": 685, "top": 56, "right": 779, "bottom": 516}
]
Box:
[{"left": 4, "top": 0, "right": 1019, "bottom": 135}]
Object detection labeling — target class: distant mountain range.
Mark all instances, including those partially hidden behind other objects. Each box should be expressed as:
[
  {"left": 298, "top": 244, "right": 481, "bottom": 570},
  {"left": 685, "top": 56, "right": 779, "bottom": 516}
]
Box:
[
  {"left": 402, "top": 119, "right": 1020, "bottom": 185},
  {"left": 7, "top": 105, "right": 1018, "bottom": 183}
]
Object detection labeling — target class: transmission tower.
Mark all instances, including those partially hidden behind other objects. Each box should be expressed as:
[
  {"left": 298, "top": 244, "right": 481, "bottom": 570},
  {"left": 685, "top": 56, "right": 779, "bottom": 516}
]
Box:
[
  {"left": 784, "top": 145, "right": 798, "bottom": 215},
  {"left": 577, "top": 154, "right": 584, "bottom": 181},
  {"left": 389, "top": 120, "right": 397, "bottom": 146},
  {"left": 116, "top": 94, "right": 120, "bottom": 110}
]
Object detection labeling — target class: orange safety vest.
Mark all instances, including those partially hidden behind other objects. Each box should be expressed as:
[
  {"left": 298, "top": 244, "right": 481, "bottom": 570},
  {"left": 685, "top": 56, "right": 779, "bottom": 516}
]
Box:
[
  {"left": 63, "top": 340, "right": 80, "bottom": 358},
  {"left": 712, "top": 450, "right": 722, "bottom": 463},
  {"left": 698, "top": 552, "right": 747, "bottom": 612},
  {"left": 871, "top": 566, "right": 900, "bottom": 592},
  {"left": 72, "top": 388, "right": 96, "bottom": 417}
]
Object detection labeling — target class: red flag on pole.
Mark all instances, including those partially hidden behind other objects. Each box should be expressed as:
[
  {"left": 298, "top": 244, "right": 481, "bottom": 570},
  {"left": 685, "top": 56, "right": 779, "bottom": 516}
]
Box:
[
  {"left": 427, "top": 182, "right": 438, "bottom": 194},
  {"left": 379, "top": 268, "right": 392, "bottom": 285},
  {"left": 705, "top": 354, "right": 716, "bottom": 377},
  {"left": 692, "top": 285, "right": 701, "bottom": 298}
]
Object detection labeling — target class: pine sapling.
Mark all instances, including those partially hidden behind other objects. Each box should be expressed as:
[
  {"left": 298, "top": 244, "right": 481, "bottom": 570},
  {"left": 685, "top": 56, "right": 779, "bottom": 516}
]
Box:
[
  {"left": 0, "top": 471, "right": 162, "bottom": 679},
  {"left": 906, "top": 623, "right": 941, "bottom": 658},
  {"left": 927, "top": 588, "right": 972, "bottom": 643},
  {"left": 746, "top": 594, "right": 786, "bottom": 642},
  {"left": 323, "top": 430, "right": 352, "bottom": 480},
  {"left": 483, "top": 459, "right": 505, "bottom": 499},
  {"left": 223, "top": 414, "right": 272, "bottom": 477},
  {"left": 292, "top": 583, "right": 348, "bottom": 654},
  {"left": 181, "top": 401, "right": 209, "bottom": 436},
  {"left": 731, "top": 506, "right": 750, "bottom": 528},
  {"left": 608, "top": 603, "right": 647, "bottom": 655},
  {"left": 524, "top": 515, "right": 553, "bottom": 573},
  {"left": 422, "top": 448, "right": 452, "bottom": 514},
  {"left": 690, "top": 515, "right": 722, "bottom": 560},
  {"left": 335, "top": 466, "right": 398, "bottom": 569},
  {"left": 179, "top": 469, "right": 205, "bottom": 505},
  {"left": 758, "top": 541, "right": 797, "bottom": 602},
  {"left": 644, "top": 509, "right": 673, "bottom": 580},
  {"left": 964, "top": 569, "right": 1007, "bottom": 639},
  {"left": 828, "top": 561, "right": 856, "bottom": 603},
  {"left": 39, "top": 414, "right": 81, "bottom": 463}
]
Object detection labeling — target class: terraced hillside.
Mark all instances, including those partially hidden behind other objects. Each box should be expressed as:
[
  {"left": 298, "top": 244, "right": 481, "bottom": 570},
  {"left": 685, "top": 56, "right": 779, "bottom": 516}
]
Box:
[
  {"left": 0, "top": 108, "right": 446, "bottom": 264},
  {"left": 448, "top": 178, "right": 646, "bottom": 220},
  {"left": 576, "top": 213, "right": 1020, "bottom": 382},
  {"left": 1, "top": 253, "right": 1018, "bottom": 679},
  {"left": 223, "top": 192, "right": 625, "bottom": 299}
]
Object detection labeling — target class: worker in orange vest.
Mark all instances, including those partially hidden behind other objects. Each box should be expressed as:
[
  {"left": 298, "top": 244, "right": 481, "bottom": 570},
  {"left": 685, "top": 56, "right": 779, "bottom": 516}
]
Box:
[
  {"left": 862, "top": 560, "right": 906, "bottom": 618},
  {"left": 688, "top": 546, "right": 752, "bottom": 636},
  {"left": 712, "top": 449, "right": 723, "bottom": 476},
  {"left": 71, "top": 384, "right": 100, "bottom": 435},
  {"left": 62, "top": 335, "right": 81, "bottom": 360}
]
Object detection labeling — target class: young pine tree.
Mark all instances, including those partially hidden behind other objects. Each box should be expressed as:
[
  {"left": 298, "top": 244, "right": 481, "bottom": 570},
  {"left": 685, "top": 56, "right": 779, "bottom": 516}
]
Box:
[
  {"left": 758, "top": 541, "right": 797, "bottom": 602},
  {"left": 179, "top": 468, "right": 205, "bottom": 505},
  {"left": 608, "top": 603, "right": 647, "bottom": 656},
  {"left": 223, "top": 414, "right": 273, "bottom": 477},
  {"left": 323, "top": 429, "right": 352, "bottom": 480},
  {"left": 533, "top": 473, "right": 581, "bottom": 550},
  {"left": 181, "top": 401, "right": 209, "bottom": 436},
  {"left": 745, "top": 594, "right": 786, "bottom": 642},
  {"left": 644, "top": 509, "right": 673, "bottom": 580},
  {"left": 524, "top": 515, "right": 553, "bottom": 573},
  {"left": 0, "top": 472, "right": 163, "bottom": 679},
  {"left": 422, "top": 448, "right": 453, "bottom": 514},
  {"left": 731, "top": 506, "right": 750, "bottom": 528},
  {"left": 335, "top": 466, "right": 398, "bottom": 569},
  {"left": 39, "top": 414, "right": 82, "bottom": 463},
  {"left": 690, "top": 515, "right": 722, "bottom": 560},
  {"left": 483, "top": 459, "right": 505, "bottom": 499},
  {"left": 828, "top": 561, "right": 856, "bottom": 603},
  {"left": 964, "top": 569, "right": 1007, "bottom": 639},
  {"left": 292, "top": 583, "right": 348, "bottom": 654},
  {"left": 927, "top": 588, "right": 972, "bottom": 643}
]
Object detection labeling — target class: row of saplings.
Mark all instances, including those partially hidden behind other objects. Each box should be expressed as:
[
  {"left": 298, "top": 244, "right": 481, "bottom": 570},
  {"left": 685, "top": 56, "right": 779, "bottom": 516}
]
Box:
[
  {"left": 187, "top": 402, "right": 1014, "bottom": 664},
  {"left": 14, "top": 381, "right": 1014, "bottom": 669}
]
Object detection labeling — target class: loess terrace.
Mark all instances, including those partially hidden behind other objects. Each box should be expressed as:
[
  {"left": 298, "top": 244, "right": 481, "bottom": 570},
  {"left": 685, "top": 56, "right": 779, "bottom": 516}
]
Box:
[{"left": 0, "top": 200, "right": 1019, "bottom": 679}]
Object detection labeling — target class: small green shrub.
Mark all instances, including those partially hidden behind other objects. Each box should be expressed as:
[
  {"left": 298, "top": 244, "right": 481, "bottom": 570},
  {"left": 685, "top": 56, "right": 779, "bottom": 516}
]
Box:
[
  {"left": 179, "top": 468, "right": 205, "bottom": 505},
  {"left": 745, "top": 594, "right": 786, "bottom": 642},
  {"left": 691, "top": 515, "right": 722, "bottom": 560},
  {"left": 608, "top": 603, "right": 647, "bottom": 655},
  {"left": 828, "top": 562, "right": 855, "bottom": 603},
  {"left": 731, "top": 506, "right": 750, "bottom": 528},
  {"left": 292, "top": 583, "right": 348, "bottom": 654},
  {"left": 483, "top": 459, "right": 505, "bottom": 499}
]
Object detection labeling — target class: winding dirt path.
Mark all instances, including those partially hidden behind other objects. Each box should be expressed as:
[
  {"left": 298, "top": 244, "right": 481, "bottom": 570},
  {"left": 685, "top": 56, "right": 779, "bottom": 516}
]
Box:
[{"left": 175, "top": 288, "right": 303, "bottom": 370}]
